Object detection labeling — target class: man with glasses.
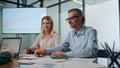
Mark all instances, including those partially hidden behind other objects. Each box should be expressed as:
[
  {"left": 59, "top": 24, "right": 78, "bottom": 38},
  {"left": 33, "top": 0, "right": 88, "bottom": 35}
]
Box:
[{"left": 34, "top": 8, "right": 98, "bottom": 58}]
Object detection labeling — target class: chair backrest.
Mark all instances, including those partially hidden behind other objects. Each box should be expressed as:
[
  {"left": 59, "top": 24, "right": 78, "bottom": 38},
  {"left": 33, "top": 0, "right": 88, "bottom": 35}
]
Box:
[{"left": 97, "top": 49, "right": 108, "bottom": 58}]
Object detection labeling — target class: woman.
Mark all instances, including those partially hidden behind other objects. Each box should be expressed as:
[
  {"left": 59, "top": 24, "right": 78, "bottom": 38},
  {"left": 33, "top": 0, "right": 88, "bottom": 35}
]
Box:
[{"left": 25, "top": 16, "right": 60, "bottom": 54}]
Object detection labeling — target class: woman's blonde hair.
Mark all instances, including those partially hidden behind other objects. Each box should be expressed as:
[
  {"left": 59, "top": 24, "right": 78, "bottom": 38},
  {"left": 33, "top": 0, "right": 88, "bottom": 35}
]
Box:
[{"left": 40, "top": 16, "right": 55, "bottom": 38}]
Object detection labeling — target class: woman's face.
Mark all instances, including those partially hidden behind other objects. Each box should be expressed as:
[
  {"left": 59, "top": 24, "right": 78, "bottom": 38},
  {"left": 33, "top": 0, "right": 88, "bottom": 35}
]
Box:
[{"left": 42, "top": 19, "right": 52, "bottom": 32}]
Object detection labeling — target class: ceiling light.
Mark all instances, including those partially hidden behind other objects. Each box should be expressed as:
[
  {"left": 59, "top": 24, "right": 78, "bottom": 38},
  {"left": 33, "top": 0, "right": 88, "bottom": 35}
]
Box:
[{"left": 73, "top": 0, "right": 88, "bottom": 6}]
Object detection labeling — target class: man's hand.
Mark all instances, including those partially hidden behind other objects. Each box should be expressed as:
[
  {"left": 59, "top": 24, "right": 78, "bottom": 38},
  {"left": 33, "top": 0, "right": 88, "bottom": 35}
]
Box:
[
  {"left": 50, "top": 51, "right": 66, "bottom": 58},
  {"left": 34, "top": 48, "right": 46, "bottom": 57}
]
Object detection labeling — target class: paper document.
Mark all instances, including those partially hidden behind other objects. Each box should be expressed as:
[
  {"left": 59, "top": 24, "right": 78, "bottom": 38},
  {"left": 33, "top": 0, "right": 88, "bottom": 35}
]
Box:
[
  {"left": 18, "top": 60, "right": 36, "bottom": 65},
  {"left": 19, "top": 54, "right": 38, "bottom": 60}
]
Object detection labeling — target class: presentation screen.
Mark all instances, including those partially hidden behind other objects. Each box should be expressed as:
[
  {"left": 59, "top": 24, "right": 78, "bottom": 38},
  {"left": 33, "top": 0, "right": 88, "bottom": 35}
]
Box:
[{"left": 2, "top": 8, "right": 47, "bottom": 34}]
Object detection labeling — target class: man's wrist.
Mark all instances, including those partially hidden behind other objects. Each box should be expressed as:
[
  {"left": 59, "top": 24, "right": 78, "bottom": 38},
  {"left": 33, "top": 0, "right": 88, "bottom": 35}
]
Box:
[{"left": 63, "top": 52, "right": 66, "bottom": 56}]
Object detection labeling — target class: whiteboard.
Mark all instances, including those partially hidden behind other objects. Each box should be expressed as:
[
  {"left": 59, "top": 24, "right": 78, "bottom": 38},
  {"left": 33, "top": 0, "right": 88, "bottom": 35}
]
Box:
[{"left": 2, "top": 8, "right": 47, "bottom": 34}]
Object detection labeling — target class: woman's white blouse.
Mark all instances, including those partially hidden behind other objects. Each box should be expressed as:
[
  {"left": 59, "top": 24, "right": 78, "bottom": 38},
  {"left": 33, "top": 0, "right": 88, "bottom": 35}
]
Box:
[{"left": 31, "top": 33, "right": 60, "bottom": 48}]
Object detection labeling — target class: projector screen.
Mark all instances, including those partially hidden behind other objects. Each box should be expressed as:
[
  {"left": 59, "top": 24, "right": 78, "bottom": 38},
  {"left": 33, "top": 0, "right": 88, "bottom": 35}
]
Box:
[{"left": 2, "top": 8, "right": 47, "bottom": 34}]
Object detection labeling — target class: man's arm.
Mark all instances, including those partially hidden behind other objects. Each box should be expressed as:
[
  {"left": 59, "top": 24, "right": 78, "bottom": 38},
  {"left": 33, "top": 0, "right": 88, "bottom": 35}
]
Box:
[{"left": 46, "top": 34, "right": 70, "bottom": 55}]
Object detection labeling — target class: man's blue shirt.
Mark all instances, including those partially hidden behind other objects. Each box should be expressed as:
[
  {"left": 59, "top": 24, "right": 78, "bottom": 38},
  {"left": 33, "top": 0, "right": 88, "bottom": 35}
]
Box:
[{"left": 46, "top": 26, "right": 97, "bottom": 58}]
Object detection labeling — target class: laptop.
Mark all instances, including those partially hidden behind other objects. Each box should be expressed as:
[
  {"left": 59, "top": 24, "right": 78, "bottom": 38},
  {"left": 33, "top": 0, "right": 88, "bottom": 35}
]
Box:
[{"left": 0, "top": 38, "right": 22, "bottom": 57}]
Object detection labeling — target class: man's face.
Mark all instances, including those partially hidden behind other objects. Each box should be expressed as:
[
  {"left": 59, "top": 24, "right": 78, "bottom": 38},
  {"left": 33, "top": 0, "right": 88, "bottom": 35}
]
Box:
[{"left": 66, "top": 11, "right": 82, "bottom": 29}]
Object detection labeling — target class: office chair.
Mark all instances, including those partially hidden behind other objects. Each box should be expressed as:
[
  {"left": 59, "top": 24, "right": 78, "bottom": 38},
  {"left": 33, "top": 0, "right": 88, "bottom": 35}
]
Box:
[{"left": 100, "top": 42, "right": 120, "bottom": 68}]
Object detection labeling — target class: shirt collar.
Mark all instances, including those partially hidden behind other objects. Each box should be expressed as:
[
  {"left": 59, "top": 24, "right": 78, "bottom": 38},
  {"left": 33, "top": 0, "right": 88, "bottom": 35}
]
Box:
[{"left": 72, "top": 26, "right": 86, "bottom": 37}]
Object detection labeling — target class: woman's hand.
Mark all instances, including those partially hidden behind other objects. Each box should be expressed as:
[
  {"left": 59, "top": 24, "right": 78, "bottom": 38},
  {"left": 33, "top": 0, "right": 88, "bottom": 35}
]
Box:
[{"left": 34, "top": 48, "right": 46, "bottom": 57}]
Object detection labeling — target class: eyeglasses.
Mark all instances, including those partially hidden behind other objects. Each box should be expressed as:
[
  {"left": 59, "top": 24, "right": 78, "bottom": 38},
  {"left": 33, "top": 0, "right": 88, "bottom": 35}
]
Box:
[{"left": 66, "top": 15, "right": 79, "bottom": 22}]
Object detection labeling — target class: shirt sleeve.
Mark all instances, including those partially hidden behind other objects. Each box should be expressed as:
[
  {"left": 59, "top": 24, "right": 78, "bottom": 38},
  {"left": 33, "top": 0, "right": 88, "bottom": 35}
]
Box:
[
  {"left": 66, "top": 51, "right": 74, "bottom": 58},
  {"left": 0, "top": 51, "right": 12, "bottom": 64},
  {"left": 31, "top": 35, "right": 40, "bottom": 48},
  {"left": 46, "top": 33, "right": 70, "bottom": 55}
]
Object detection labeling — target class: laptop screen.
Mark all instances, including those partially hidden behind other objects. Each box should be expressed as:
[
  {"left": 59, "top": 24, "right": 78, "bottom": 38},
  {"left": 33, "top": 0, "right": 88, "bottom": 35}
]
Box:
[{"left": 0, "top": 38, "right": 22, "bottom": 54}]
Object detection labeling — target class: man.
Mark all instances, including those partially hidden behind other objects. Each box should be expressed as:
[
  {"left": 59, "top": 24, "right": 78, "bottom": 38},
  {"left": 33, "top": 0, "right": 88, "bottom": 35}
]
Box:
[
  {"left": 34, "top": 8, "right": 97, "bottom": 58},
  {"left": 0, "top": 48, "right": 14, "bottom": 64}
]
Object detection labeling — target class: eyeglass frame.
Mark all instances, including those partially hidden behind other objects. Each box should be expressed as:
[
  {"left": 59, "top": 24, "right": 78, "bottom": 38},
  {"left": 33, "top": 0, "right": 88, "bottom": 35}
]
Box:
[{"left": 66, "top": 15, "right": 80, "bottom": 22}]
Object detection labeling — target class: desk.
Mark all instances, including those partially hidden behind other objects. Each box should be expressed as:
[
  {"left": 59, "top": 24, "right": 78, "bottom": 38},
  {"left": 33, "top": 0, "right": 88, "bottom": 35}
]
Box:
[{"left": 0, "top": 55, "right": 106, "bottom": 68}]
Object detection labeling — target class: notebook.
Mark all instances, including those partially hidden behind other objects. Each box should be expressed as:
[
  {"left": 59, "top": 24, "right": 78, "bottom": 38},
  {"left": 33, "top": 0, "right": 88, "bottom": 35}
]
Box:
[{"left": 0, "top": 38, "right": 22, "bottom": 55}]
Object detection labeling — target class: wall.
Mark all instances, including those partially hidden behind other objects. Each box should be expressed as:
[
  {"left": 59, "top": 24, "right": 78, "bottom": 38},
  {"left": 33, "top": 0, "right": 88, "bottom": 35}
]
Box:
[{"left": 85, "top": 0, "right": 119, "bottom": 51}]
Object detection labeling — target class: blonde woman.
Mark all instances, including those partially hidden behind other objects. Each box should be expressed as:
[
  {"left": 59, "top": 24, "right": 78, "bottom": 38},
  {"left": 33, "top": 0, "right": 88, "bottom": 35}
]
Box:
[{"left": 25, "top": 16, "right": 60, "bottom": 54}]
